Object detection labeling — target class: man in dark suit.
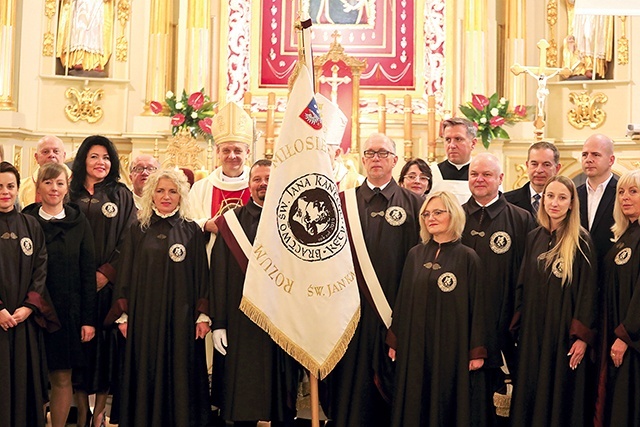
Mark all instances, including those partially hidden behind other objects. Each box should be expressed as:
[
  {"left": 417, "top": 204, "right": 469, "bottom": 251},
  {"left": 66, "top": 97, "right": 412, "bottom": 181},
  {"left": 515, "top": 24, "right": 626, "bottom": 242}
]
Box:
[
  {"left": 504, "top": 141, "right": 561, "bottom": 217},
  {"left": 577, "top": 133, "right": 617, "bottom": 265}
]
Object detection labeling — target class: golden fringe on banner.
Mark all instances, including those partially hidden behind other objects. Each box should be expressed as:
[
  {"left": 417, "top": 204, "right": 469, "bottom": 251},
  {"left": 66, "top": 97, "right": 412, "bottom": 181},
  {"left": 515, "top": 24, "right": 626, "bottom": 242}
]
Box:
[{"left": 239, "top": 297, "right": 361, "bottom": 379}]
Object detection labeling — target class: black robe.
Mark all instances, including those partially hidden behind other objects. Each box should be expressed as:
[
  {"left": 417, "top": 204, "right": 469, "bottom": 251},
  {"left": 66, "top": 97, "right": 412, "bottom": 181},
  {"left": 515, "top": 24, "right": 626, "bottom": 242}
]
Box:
[
  {"left": 70, "top": 181, "right": 135, "bottom": 394},
  {"left": 389, "top": 240, "right": 487, "bottom": 427},
  {"left": 510, "top": 227, "right": 597, "bottom": 427},
  {"left": 105, "top": 214, "right": 210, "bottom": 427},
  {"left": 211, "top": 200, "right": 299, "bottom": 422},
  {"left": 326, "top": 180, "right": 422, "bottom": 427},
  {"left": 599, "top": 220, "right": 640, "bottom": 426},
  {"left": 22, "top": 202, "right": 97, "bottom": 371},
  {"left": 0, "top": 209, "right": 59, "bottom": 427},
  {"left": 462, "top": 195, "right": 535, "bottom": 369},
  {"left": 438, "top": 160, "right": 469, "bottom": 180}
]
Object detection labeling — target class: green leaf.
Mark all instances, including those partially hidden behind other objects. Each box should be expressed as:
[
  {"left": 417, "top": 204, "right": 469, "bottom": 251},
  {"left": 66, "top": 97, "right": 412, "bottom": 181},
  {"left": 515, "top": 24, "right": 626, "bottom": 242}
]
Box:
[
  {"left": 489, "top": 93, "right": 499, "bottom": 106},
  {"left": 459, "top": 105, "right": 477, "bottom": 120},
  {"left": 495, "top": 127, "right": 510, "bottom": 139},
  {"left": 481, "top": 130, "right": 492, "bottom": 149}
]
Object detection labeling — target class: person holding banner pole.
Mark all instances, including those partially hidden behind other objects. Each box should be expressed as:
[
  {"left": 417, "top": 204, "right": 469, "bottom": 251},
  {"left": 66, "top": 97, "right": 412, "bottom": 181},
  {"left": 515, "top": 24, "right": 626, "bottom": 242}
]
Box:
[
  {"left": 325, "top": 133, "right": 423, "bottom": 427},
  {"left": 211, "top": 159, "right": 300, "bottom": 426}
]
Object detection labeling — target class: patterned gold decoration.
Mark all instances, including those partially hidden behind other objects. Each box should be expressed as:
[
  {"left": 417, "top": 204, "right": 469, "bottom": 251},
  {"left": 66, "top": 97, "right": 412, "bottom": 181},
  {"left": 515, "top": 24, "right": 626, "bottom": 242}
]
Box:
[
  {"left": 44, "top": 0, "right": 56, "bottom": 19},
  {"left": 512, "top": 163, "right": 528, "bottom": 190},
  {"left": 164, "top": 128, "right": 206, "bottom": 170},
  {"left": 42, "top": 31, "right": 54, "bottom": 56},
  {"left": 13, "top": 146, "right": 22, "bottom": 174},
  {"left": 116, "top": 35, "right": 128, "bottom": 61},
  {"left": 617, "top": 17, "right": 629, "bottom": 66},
  {"left": 64, "top": 86, "right": 105, "bottom": 123},
  {"left": 545, "top": 0, "right": 558, "bottom": 67},
  {"left": 567, "top": 91, "right": 607, "bottom": 130},
  {"left": 117, "top": 0, "right": 131, "bottom": 26}
]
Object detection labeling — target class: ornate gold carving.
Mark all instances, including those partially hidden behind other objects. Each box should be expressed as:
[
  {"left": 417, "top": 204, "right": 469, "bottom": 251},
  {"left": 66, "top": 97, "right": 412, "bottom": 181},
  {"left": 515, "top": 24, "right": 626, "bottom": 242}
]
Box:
[
  {"left": 64, "top": 86, "right": 105, "bottom": 123},
  {"left": 44, "top": 0, "right": 57, "bottom": 19},
  {"left": 13, "top": 147, "right": 22, "bottom": 174},
  {"left": 546, "top": 0, "right": 558, "bottom": 67},
  {"left": 117, "top": 0, "right": 131, "bottom": 26},
  {"left": 617, "top": 17, "right": 629, "bottom": 65},
  {"left": 116, "top": 35, "right": 128, "bottom": 62},
  {"left": 512, "top": 163, "right": 528, "bottom": 190},
  {"left": 42, "top": 31, "right": 54, "bottom": 56},
  {"left": 164, "top": 128, "right": 206, "bottom": 171},
  {"left": 546, "top": 0, "right": 557, "bottom": 27},
  {"left": 546, "top": 40, "right": 558, "bottom": 68},
  {"left": 567, "top": 91, "right": 608, "bottom": 130}
]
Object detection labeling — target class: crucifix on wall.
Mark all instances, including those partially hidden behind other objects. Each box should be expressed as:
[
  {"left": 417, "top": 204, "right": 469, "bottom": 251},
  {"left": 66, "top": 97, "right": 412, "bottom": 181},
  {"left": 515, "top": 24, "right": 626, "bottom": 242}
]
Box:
[
  {"left": 319, "top": 64, "right": 352, "bottom": 104},
  {"left": 511, "top": 39, "right": 573, "bottom": 140}
]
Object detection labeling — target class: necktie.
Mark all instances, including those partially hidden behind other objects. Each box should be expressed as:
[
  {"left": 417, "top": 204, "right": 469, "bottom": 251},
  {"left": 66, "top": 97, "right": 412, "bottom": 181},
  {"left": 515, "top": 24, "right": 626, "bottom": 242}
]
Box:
[
  {"left": 373, "top": 187, "right": 381, "bottom": 194},
  {"left": 532, "top": 193, "right": 541, "bottom": 214}
]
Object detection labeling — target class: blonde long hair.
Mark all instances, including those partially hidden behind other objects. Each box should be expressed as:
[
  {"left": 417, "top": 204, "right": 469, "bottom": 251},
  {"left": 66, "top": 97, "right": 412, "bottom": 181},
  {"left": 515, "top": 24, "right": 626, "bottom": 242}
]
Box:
[
  {"left": 138, "top": 169, "right": 192, "bottom": 229},
  {"left": 537, "top": 175, "right": 590, "bottom": 285},
  {"left": 611, "top": 169, "right": 640, "bottom": 241}
]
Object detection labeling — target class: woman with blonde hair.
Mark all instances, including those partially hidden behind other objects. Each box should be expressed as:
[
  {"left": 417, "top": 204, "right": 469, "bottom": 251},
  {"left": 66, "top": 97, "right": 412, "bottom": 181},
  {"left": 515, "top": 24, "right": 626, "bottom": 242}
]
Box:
[
  {"left": 511, "top": 175, "right": 597, "bottom": 426},
  {"left": 596, "top": 169, "right": 640, "bottom": 425},
  {"left": 388, "top": 191, "right": 486, "bottom": 426},
  {"left": 105, "top": 169, "right": 211, "bottom": 427}
]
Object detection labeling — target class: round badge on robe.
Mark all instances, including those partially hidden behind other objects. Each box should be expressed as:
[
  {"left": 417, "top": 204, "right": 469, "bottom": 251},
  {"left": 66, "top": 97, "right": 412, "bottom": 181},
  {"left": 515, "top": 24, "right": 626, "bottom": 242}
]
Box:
[
  {"left": 102, "top": 202, "right": 118, "bottom": 218},
  {"left": 437, "top": 272, "right": 457, "bottom": 292},
  {"left": 20, "top": 237, "right": 34, "bottom": 256},
  {"left": 552, "top": 258, "right": 564, "bottom": 279},
  {"left": 614, "top": 247, "right": 632, "bottom": 265},
  {"left": 169, "top": 243, "right": 186, "bottom": 262},
  {"left": 489, "top": 231, "right": 511, "bottom": 254},
  {"left": 385, "top": 206, "right": 407, "bottom": 226}
]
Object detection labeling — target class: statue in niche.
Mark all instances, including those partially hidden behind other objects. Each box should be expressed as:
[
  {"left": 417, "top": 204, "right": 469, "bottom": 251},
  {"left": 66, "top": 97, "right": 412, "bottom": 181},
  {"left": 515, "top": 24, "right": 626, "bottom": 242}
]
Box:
[
  {"left": 56, "top": 0, "right": 114, "bottom": 76},
  {"left": 562, "top": 35, "right": 593, "bottom": 80},
  {"left": 564, "top": 0, "right": 614, "bottom": 79},
  {"left": 309, "top": 0, "right": 374, "bottom": 25}
]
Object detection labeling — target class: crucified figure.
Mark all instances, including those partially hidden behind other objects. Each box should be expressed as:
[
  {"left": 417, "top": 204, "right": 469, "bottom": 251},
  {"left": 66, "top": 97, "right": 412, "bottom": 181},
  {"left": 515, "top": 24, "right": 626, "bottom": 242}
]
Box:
[{"left": 524, "top": 69, "right": 562, "bottom": 118}]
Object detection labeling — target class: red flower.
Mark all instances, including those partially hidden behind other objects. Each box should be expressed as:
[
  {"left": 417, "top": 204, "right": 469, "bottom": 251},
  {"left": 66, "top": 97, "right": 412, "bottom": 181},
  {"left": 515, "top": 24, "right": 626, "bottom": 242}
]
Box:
[
  {"left": 150, "top": 101, "right": 163, "bottom": 114},
  {"left": 171, "top": 113, "right": 186, "bottom": 127},
  {"left": 489, "top": 116, "right": 506, "bottom": 127},
  {"left": 514, "top": 104, "right": 527, "bottom": 117},
  {"left": 198, "top": 117, "right": 212, "bottom": 134},
  {"left": 471, "top": 94, "right": 490, "bottom": 110},
  {"left": 188, "top": 92, "right": 205, "bottom": 110}
]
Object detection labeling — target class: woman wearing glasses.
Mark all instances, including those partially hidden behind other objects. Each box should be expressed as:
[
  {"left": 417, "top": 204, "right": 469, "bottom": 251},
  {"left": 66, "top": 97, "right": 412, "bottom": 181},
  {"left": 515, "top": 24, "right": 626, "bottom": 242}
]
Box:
[
  {"left": 398, "top": 158, "right": 432, "bottom": 197},
  {"left": 387, "top": 190, "right": 486, "bottom": 426},
  {"left": 510, "top": 176, "right": 597, "bottom": 426}
]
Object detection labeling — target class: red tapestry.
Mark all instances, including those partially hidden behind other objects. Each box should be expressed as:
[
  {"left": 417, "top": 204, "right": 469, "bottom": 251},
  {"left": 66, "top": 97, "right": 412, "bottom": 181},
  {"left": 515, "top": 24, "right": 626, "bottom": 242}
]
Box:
[{"left": 259, "top": 0, "right": 415, "bottom": 89}]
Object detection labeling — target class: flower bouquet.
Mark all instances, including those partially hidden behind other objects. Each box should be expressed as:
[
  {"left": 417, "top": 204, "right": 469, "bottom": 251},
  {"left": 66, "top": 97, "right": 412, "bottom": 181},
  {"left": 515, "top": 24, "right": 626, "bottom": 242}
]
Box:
[
  {"left": 150, "top": 89, "right": 216, "bottom": 139},
  {"left": 459, "top": 93, "right": 529, "bottom": 149}
]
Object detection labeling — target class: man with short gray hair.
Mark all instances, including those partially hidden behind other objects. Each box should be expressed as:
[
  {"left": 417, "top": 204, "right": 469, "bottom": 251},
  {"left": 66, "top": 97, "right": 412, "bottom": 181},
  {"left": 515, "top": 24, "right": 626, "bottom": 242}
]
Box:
[
  {"left": 19, "top": 135, "right": 69, "bottom": 207},
  {"left": 129, "top": 154, "right": 160, "bottom": 208}
]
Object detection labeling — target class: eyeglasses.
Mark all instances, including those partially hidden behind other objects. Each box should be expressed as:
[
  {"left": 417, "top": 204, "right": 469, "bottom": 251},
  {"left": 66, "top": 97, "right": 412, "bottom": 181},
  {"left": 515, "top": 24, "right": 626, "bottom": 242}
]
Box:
[
  {"left": 403, "top": 174, "right": 430, "bottom": 183},
  {"left": 421, "top": 209, "right": 448, "bottom": 219},
  {"left": 363, "top": 150, "right": 395, "bottom": 159},
  {"left": 131, "top": 166, "right": 158, "bottom": 174}
]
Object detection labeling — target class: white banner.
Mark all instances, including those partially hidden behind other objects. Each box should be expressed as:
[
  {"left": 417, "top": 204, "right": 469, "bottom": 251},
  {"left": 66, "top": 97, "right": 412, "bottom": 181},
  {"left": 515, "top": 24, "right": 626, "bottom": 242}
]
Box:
[
  {"left": 240, "top": 63, "right": 360, "bottom": 379},
  {"left": 574, "top": 0, "right": 640, "bottom": 15}
]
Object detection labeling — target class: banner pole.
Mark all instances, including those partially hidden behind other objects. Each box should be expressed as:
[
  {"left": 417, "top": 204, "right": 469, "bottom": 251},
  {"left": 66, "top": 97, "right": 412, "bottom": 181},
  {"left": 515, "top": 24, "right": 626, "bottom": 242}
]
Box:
[{"left": 310, "top": 373, "right": 321, "bottom": 427}]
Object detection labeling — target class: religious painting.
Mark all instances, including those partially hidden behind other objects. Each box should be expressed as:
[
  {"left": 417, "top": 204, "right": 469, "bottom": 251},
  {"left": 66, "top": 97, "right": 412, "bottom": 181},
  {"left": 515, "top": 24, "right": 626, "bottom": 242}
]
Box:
[{"left": 259, "top": 0, "right": 415, "bottom": 89}]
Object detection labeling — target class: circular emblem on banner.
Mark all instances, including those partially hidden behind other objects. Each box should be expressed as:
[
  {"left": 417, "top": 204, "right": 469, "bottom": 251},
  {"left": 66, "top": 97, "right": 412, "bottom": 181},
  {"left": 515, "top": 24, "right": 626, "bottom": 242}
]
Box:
[
  {"left": 552, "top": 258, "right": 564, "bottom": 278},
  {"left": 437, "top": 272, "right": 457, "bottom": 292},
  {"left": 615, "top": 247, "right": 632, "bottom": 265},
  {"left": 20, "top": 237, "right": 33, "bottom": 256},
  {"left": 169, "top": 243, "right": 186, "bottom": 262},
  {"left": 277, "top": 173, "right": 347, "bottom": 262},
  {"left": 102, "top": 202, "right": 118, "bottom": 218},
  {"left": 489, "top": 231, "right": 512, "bottom": 254},
  {"left": 385, "top": 206, "right": 407, "bottom": 226}
]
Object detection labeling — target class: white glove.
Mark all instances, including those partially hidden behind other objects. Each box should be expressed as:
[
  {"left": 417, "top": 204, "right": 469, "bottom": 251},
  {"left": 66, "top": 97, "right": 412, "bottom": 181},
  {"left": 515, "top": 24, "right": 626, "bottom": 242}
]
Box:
[{"left": 213, "top": 329, "right": 228, "bottom": 355}]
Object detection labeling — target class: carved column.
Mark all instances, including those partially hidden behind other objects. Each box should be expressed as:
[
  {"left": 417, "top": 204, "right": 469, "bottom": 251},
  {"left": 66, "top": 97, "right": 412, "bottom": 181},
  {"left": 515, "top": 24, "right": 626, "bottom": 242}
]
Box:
[
  {"left": 504, "top": 0, "right": 526, "bottom": 105},
  {"left": 462, "top": 0, "right": 488, "bottom": 98},
  {"left": 143, "top": 0, "right": 173, "bottom": 114},
  {"left": 185, "top": 0, "right": 210, "bottom": 94},
  {"left": 0, "top": 0, "right": 17, "bottom": 110}
]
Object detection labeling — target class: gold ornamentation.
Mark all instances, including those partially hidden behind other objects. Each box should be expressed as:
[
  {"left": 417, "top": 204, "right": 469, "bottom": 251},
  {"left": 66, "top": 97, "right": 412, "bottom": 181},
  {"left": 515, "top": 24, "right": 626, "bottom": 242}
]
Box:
[
  {"left": 102, "top": 202, "right": 118, "bottom": 218},
  {"left": 42, "top": 31, "right": 54, "bottom": 56},
  {"left": 21, "top": 237, "right": 34, "bottom": 256},
  {"left": 13, "top": 147, "right": 22, "bottom": 173},
  {"left": 44, "top": 0, "right": 56, "bottom": 19},
  {"left": 437, "top": 272, "right": 457, "bottom": 292},
  {"left": 614, "top": 248, "right": 631, "bottom": 265},
  {"left": 546, "top": 0, "right": 558, "bottom": 67},
  {"left": 546, "top": 0, "right": 557, "bottom": 27},
  {"left": 512, "top": 163, "right": 527, "bottom": 190},
  {"left": 117, "top": 0, "right": 131, "bottom": 27},
  {"left": 64, "top": 86, "right": 104, "bottom": 123},
  {"left": 116, "top": 35, "right": 128, "bottom": 62},
  {"left": 618, "top": 36, "right": 629, "bottom": 65},
  {"left": 385, "top": 206, "right": 407, "bottom": 226},
  {"left": 546, "top": 40, "right": 558, "bottom": 68},
  {"left": 567, "top": 91, "right": 608, "bottom": 130},
  {"left": 169, "top": 243, "right": 187, "bottom": 263},
  {"left": 490, "top": 231, "right": 512, "bottom": 254},
  {"left": 164, "top": 128, "right": 205, "bottom": 171}
]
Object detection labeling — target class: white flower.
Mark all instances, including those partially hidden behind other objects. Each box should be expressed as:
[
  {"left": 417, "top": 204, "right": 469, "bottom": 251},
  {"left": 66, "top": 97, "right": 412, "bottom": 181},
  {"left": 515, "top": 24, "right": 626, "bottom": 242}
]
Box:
[
  {"left": 490, "top": 108, "right": 499, "bottom": 116},
  {"left": 499, "top": 97, "right": 506, "bottom": 105},
  {"left": 191, "top": 112, "right": 198, "bottom": 119},
  {"left": 166, "top": 90, "right": 174, "bottom": 98},
  {"left": 480, "top": 117, "right": 487, "bottom": 124},
  {"left": 175, "top": 102, "right": 183, "bottom": 110}
]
